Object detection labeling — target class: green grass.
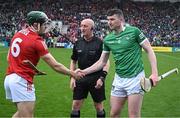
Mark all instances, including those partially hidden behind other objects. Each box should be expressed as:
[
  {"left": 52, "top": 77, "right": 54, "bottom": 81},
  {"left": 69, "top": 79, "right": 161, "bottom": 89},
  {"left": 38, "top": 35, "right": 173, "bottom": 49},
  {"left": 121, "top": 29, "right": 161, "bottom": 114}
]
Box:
[{"left": 0, "top": 47, "right": 180, "bottom": 117}]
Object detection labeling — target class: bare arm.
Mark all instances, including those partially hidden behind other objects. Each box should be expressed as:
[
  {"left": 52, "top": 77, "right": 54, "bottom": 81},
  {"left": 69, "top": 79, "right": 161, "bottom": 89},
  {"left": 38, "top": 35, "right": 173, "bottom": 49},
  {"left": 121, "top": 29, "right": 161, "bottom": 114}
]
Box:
[
  {"left": 41, "top": 53, "right": 81, "bottom": 79},
  {"left": 83, "top": 52, "right": 110, "bottom": 75},
  {"left": 69, "top": 59, "right": 77, "bottom": 89},
  {"left": 94, "top": 53, "right": 110, "bottom": 89},
  {"left": 7, "top": 49, "right": 10, "bottom": 61},
  {"left": 141, "top": 39, "right": 158, "bottom": 86},
  {"left": 70, "top": 60, "right": 77, "bottom": 72},
  {"left": 103, "top": 59, "right": 110, "bottom": 72}
]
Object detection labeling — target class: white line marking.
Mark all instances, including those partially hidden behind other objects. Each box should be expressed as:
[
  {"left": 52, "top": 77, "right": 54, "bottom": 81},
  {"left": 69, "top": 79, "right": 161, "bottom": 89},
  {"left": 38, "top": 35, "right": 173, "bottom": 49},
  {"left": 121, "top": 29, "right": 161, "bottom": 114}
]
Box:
[
  {"left": 156, "top": 53, "right": 180, "bottom": 61},
  {"left": 0, "top": 51, "right": 8, "bottom": 54}
]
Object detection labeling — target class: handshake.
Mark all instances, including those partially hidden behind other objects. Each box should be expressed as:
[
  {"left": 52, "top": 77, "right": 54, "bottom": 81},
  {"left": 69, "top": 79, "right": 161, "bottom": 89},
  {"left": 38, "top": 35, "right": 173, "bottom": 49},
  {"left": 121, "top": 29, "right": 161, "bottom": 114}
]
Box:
[{"left": 70, "top": 69, "right": 85, "bottom": 80}]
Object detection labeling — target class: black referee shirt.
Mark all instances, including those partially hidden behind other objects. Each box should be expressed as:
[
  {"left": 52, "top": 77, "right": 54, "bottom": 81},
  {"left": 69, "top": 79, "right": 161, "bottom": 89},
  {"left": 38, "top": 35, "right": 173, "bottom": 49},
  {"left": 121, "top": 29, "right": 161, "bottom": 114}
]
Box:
[{"left": 71, "top": 36, "right": 103, "bottom": 75}]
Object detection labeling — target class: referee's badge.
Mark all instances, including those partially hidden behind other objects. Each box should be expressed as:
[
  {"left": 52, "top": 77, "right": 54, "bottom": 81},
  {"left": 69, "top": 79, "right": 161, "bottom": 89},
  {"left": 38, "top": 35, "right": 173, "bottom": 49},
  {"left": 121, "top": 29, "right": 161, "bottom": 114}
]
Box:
[{"left": 77, "top": 50, "right": 82, "bottom": 52}]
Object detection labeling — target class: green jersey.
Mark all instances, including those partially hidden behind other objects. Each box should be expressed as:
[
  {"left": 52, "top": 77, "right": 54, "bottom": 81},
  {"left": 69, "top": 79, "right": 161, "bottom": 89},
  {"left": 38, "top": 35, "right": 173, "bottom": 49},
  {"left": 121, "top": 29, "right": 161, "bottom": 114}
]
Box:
[{"left": 103, "top": 26, "right": 146, "bottom": 78}]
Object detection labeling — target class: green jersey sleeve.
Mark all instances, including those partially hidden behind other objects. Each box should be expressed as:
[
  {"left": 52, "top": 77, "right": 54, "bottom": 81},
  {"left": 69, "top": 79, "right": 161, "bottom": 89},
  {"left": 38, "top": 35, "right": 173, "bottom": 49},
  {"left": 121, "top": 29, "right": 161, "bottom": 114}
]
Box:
[
  {"left": 135, "top": 27, "right": 147, "bottom": 44},
  {"left": 102, "top": 38, "right": 110, "bottom": 52},
  {"left": 103, "top": 43, "right": 110, "bottom": 52}
]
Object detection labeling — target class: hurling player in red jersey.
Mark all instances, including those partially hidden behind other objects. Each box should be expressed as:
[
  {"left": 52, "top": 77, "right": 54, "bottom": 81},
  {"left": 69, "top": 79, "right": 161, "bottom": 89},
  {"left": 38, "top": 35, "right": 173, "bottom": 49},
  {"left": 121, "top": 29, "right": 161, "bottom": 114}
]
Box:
[{"left": 4, "top": 11, "right": 84, "bottom": 117}]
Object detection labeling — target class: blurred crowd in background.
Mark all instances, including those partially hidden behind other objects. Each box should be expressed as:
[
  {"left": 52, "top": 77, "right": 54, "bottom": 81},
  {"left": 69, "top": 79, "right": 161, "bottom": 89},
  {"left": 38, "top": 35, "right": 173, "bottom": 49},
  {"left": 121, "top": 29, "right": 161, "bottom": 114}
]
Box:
[{"left": 0, "top": 0, "right": 179, "bottom": 47}]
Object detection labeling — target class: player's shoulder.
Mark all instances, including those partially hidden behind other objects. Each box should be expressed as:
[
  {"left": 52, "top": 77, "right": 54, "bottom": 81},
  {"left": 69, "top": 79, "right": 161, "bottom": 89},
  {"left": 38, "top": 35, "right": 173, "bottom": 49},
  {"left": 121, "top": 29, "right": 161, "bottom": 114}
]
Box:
[
  {"left": 125, "top": 25, "right": 140, "bottom": 32},
  {"left": 17, "top": 28, "right": 42, "bottom": 40},
  {"left": 104, "top": 32, "right": 114, "bottom": 39},
  {"left": 125, "top": 24, "right": 137, "bottom": 29},
  {"left": 18, "top": 28, "right": 30, "bottom": 35}
]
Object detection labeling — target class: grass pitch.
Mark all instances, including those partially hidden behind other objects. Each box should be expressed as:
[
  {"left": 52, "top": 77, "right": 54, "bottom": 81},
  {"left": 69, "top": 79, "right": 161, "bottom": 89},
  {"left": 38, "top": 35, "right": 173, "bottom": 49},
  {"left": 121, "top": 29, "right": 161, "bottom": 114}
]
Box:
[{"left": 0, "top": 47, "right": 180, "bottom": 117}]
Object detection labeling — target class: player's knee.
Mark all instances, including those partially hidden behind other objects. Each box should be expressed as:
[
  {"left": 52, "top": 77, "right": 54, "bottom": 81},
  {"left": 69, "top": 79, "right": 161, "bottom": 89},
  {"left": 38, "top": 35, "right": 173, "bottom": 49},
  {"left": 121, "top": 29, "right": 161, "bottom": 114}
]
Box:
[
  {"left": 70, "top": 110, "right": 80, "bottom": 118},
  {"left": 19, "top": 110, "right": 33, "bottom": 117},
  {"left": 17, "top": 102, "right": 34, "bottom": 117},
  {"left": 94, "top": 102, "right": 103, "bottom": 111},
  {"left": 72, "top": 101, "right": 82, "bottom": 110},
  {"left": 110, "top": 111, "right": 120, "bottom": 117},
  {"left": 12, "top": 111, "right": 20, "bottom": 118},
  {"left": 128, "top": 110, "right": 140, "bottom": 117},
  {"left": 96, "top": 109, "right": 105, "bottom": 118}
]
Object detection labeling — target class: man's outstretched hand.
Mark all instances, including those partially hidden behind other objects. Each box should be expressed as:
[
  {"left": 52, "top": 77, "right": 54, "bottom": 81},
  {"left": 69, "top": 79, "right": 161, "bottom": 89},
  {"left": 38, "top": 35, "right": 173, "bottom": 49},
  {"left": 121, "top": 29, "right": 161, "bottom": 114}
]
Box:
[{"left": 70, "top": 69, "right": 85, "bottom": 80}]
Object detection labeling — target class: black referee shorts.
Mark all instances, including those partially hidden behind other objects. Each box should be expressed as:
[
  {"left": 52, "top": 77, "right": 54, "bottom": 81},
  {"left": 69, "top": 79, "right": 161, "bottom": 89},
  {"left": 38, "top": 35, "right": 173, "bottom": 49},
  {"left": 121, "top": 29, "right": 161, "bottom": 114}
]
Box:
[{"left": 73, "top": 74, "right": 106, "bottom": 103}]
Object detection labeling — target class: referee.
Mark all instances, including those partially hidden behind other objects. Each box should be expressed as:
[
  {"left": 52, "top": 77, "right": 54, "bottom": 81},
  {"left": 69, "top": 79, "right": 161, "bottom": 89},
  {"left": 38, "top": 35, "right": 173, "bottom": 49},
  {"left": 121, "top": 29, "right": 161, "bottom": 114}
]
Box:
[{"left": 70, "top": 18, "right": 110, "bottom": 117}]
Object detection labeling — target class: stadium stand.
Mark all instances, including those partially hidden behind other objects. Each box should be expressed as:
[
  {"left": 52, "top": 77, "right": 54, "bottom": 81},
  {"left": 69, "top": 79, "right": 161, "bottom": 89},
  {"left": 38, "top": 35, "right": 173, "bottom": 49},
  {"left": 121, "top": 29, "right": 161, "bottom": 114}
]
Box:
[{"left": 0, "top": 0, "right": 179, "bottom": 47}]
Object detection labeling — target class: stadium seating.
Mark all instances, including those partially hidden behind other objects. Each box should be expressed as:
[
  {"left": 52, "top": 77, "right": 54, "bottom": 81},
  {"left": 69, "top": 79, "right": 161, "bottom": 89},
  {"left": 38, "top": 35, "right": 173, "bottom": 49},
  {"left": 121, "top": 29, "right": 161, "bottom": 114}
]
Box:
[{"left": 0, "top": 0, "right": 179, "bottom": 47}]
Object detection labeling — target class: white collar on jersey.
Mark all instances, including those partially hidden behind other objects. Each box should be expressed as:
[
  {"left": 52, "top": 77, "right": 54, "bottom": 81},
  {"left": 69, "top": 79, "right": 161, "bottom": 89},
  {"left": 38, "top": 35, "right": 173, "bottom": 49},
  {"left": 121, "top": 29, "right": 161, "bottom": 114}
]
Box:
[
  {"left": 122, "top": 25, "right": 126, "bottom": 32},
  {"left": 113, "top": 24, "right": 126, "bottom": 35}
]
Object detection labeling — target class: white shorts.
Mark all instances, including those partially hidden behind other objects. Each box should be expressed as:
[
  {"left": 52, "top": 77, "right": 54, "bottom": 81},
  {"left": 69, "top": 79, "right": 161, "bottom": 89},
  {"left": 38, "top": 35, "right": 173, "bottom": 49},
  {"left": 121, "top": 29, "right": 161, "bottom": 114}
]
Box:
[
  {"left": 4, "top": 73, "right": 36, "bottom": 102},
  {"left": 111, "top": 71, "right": 145, "bottom": 97}
]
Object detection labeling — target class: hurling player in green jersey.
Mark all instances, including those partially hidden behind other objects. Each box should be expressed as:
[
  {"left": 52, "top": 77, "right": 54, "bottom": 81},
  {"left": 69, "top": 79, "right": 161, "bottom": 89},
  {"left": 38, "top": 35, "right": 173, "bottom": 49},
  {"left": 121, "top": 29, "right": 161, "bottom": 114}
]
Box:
[{"left": 79, "top": 9, "right": 158, "bottom": 117}]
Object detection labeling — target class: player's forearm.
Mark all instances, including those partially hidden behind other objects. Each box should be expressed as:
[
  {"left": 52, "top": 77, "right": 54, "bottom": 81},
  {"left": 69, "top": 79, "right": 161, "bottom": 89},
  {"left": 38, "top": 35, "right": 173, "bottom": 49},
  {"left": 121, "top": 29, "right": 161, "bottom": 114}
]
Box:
[
  {"left": 103, "top": 59, "right": 110, "bottom": 72},
  {"left": 83, "top": 52, "right": 109, "bottom": 75},
  {"left": 70, "top": 60, "right": 76, "bottom": 71},
  {"left": 42, "top": 54, "right": 73, "bottom": 76},
  {"left": 53, "top": 63, "right": 73, "bottom": 76},
  {"left": 70, "top": 60, "right": 77, "bottom": 79},
  {"left": 7, "top": 49, "right": 10, "bottom": 61},
  {"left": 142, "top": 39, "right": 158, "bottom": 76},
  {"left": 83, "top": 59, "right": 106, "bottom": 75},
  {"left": 147, "top": 50, "right": 158, "bottom": 76}
]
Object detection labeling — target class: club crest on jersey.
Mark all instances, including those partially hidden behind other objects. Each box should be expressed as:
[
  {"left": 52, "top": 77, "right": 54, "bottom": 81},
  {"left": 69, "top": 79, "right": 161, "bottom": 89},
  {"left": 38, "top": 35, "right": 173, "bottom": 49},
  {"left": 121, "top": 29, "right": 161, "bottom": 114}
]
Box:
[{"left": 77, "top": 50, "right": 82, "bottom": 53}]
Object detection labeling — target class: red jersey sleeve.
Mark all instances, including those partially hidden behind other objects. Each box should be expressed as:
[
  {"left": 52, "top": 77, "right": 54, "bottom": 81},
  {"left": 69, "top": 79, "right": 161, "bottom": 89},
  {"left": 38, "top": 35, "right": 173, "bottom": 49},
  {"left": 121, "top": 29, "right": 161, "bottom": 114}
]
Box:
[{"left": 34, "top": 38, "right": 49, "bottom": 57}]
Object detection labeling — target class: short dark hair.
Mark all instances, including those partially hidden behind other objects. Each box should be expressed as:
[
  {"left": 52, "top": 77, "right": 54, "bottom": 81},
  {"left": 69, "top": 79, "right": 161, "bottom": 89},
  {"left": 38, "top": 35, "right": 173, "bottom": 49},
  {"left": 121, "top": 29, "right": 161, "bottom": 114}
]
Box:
[{"left": 107, "top": 9, "right": 124, "bottom": 18}]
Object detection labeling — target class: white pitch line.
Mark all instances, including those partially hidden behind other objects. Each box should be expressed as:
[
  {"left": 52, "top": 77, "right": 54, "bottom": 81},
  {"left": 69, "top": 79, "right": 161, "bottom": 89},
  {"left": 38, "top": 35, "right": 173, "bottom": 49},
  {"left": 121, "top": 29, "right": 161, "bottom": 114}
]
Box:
[
  {"left": 154, "top": 53, "right": 180, "bottom": 68},
  {"left": 156, "top": 53, "right": 180, "bottom": 61},
  {"left": 0, "top": 51, "right": 8, "bottom": 54}
]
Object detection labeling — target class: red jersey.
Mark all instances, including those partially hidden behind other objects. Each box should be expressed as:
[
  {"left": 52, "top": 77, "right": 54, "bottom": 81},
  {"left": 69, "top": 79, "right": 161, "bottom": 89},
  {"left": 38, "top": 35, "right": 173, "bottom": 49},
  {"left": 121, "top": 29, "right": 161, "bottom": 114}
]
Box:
[{"left": 6, "top": 28, "right": 49, "bottom": 83}]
